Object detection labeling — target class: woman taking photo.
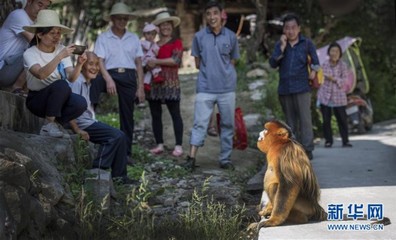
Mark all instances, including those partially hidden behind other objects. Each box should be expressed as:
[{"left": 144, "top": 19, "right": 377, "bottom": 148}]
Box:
[
  {"left": 23, "top": 10, "right": 87, "bottom": 138},
  {"left": 317, "top": 42, "right": 352, "bottom": 148},
  {"left": 146, "top": 12, "right": 184, "bottom": 157}
]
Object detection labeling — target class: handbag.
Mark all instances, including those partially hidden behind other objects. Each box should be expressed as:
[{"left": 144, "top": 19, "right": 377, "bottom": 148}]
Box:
[
  {"left": 307, "top": 55, "right": 324, "bottom": 89},
  {"left": 216, "top": 107, "right": 248, "bottom": 150}
]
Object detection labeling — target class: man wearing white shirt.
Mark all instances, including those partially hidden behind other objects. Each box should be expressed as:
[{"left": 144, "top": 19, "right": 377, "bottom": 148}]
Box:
[
  {"left": 0, "top": 0, "right": 51, "bottom": 94},
  {"left": 91, "top": 2, "right": 144, "bottom": 163}
]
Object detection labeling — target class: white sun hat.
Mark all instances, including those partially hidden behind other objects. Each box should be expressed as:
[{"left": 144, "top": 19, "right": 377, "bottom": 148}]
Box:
[
  {"left": 23, "top": 10, "right": 73, "bottom": 34},
  {"left": 152, "top": 11, "right": 181, "bottom": 27},
  {"left": 104, "top": 2, "right": 135, "bottom": 21}
]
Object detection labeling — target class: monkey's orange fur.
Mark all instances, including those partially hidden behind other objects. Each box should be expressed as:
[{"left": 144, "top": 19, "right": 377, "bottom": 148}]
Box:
[{"left": 256, "top": 120, "right": 327, "bottom": 227}]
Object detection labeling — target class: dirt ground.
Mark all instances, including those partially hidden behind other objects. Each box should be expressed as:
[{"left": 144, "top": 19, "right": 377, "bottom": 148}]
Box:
[{"left": 144, "top": 73, "right": 264, "bottom": 173}]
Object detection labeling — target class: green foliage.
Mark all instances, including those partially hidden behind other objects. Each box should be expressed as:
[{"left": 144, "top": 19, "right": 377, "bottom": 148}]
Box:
[
  {"left": 264, "top": 0, "right": 396, "bottom": 123},
  {"left": 236, "top": 49, "right": 250, "bottom": 92},
  {"left": 168, "top": 178, "right": 247, "bottom": 240},
  {"left": 59, "top": 137, "right": 92, "bottom": 197},
  {"left": 127, "top": 145, "right": 189, "bottom": 179},
  {"left": 131, "top": 144, "right": 153, "bottom": 164},
  {"left": 317, "top": 0, "right": 396, "bottom": 122},
  {"left": 96, "top": 105, "right": 144, "bottom": 131},
  {"left": 74, "top": 174, "right": 248, "bottom": 240},
  {"left": 161, "top": 163, "right": 189, "bottom": 178},
  {"left": 127, "top": 163, "right": 146, "bottom": 180},
  {"left": 261, "top": 70, "right": 283, "bottom": 119},
  {"left": 76, "top": 172, "right": 155, "bottom": 240}
]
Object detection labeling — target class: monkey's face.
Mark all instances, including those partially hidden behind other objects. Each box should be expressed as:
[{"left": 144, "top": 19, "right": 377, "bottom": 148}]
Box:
[
  {"left": 258, "top": 129, "right": 267, "bottom": 142},
  {"left": 257, "top": 121, "right": 292, "bottom": 153},
  {"left": 257, "top": 126, "right": 271, "bottom": 153}
]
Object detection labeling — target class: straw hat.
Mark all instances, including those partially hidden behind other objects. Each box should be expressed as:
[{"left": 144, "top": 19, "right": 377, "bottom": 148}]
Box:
[
  {"left": 105, "top": 2, "right": 135, "bottom": 21},
  {"left": 152, "top": 12, "right": 180, "bottom": 27},
  {"left": 23, "top": 10, "right": 73, "bottom": 34}
]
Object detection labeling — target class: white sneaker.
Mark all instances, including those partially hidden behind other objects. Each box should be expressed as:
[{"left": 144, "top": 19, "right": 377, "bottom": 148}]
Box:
[{"left": 40, "top": 122, "right": 63, "bottom": 138}]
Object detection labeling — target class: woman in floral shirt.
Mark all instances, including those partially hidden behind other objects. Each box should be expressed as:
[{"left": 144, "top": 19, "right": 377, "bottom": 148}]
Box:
[
  {"left": 317, "top": 42, "right": 352, "bottom": 148},
  {"left": 146, "top": 12, "right": 184, "bottom": 157}
]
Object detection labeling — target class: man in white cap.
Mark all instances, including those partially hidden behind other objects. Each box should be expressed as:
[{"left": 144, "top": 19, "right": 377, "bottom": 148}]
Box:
[
  {"left": 91, "top": 2, "right": 145, "bottom": 164},
  {"left": 0, "top": 0, "right": 51, "bottom": 95}
]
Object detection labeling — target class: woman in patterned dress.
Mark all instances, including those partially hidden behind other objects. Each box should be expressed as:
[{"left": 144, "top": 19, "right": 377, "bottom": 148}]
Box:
[{"left": 146, "top": 12, "right": 184, "bottom": 157}]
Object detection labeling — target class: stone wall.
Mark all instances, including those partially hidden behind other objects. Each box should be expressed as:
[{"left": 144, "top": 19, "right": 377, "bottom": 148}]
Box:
[
  {"left": 0, "top": 91, "right": 80, "bottom": 239},
  {"left": 0, "top": 133, "right": 79, "bottom": 239},
  {"left": 0, "top": 91, "right": 43, "bottom": 134}
]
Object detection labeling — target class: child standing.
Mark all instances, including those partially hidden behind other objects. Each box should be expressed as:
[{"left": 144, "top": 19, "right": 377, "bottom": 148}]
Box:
[{"left": 141, "top": 23, "right": 163, "bottom": 91}]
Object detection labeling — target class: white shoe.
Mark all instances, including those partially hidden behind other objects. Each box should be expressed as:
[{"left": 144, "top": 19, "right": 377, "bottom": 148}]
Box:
[{"left": 40, "top": 122, "right": 63, "bottom": 138}]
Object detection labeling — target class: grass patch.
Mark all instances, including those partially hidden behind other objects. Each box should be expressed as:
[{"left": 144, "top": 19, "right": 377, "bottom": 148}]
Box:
[{"left": 74, "top": 175, "right": 249, "bottom": 240}]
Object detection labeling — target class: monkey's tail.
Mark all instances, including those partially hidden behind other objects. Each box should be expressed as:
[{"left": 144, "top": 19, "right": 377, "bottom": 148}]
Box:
[{"left": 340, "top": 214, "right": 391, "bottom": 225}]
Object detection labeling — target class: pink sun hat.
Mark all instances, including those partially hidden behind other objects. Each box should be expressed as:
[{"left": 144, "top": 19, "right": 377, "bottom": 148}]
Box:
[{"left": 143, "top": 22, "right": 159, "bottom": 33}]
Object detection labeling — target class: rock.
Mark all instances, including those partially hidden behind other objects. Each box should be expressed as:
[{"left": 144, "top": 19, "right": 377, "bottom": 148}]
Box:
[
  {"left": 248, "top": 80, "right": 266, "bottom": 90},
  {"left": 0, "top": 191, "right": 16, "bottom": 240},
  {"left": 244, "top": 114, "right": 263, "bottom": 130},
  {"left": 246, "top": 68, "right": 268, "bottom": 78},
  {"left": 0, "top": 158, "right": 30, "bottom": 188},
  {"left": 84, "top": 168, "right": 114, "bottom": 210},
  {"left": 0, "top": 132, "right": 81, "bottom": 238},
  {"left": 0, "top": 90, "right": 43, "bottom": 133},
  {"left": 179, "top": 201, "right": 190, "bottom": 208},
  {"left": 246, "top": 165, "right": 266, "bottom": 192},
  {"left": 163, "top": 197, "right": 175, "bottom": 207},
  {"left": 250, "top": 89, "right": 264, "bottom": 100}
]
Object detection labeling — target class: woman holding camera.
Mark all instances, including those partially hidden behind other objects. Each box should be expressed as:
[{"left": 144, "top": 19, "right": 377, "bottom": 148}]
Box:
[{"left": 23, "top": 10, "right": 87, "bottom": 138}]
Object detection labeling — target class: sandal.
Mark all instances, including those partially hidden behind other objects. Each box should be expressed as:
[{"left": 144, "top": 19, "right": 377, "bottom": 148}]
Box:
[
  {"left": 172, "top": 146, "right": 183, "bottom": 157},
  {"left": 12, "top": 88, "right": 28, "bottom": 97},
  {"left": 150, "top": 145, "right": 164, "bottom": 155},
  {"left": 207, "top": 126, "right": 218, "bottom": 137}
]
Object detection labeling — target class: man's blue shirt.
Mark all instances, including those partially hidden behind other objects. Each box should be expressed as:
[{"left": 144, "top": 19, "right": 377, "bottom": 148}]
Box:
[
  {"left": 269, "top": 35, "right": 319, "bottom": 95},
  {"left": 191, "top": 26, "right": 239, "bottom": 93}
]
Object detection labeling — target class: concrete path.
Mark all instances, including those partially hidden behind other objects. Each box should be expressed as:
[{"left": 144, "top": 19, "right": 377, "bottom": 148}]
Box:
[{"left": 258, "top": 120, "right": 396, "bottom": 240}]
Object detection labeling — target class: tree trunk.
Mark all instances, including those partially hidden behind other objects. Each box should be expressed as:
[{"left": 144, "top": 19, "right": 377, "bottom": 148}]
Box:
[
  {"left": 0, "top": 0, "right": 20, "bottom": 26},
  {"left": 247, "top": 0, "right": 268, "bottom": 63}
]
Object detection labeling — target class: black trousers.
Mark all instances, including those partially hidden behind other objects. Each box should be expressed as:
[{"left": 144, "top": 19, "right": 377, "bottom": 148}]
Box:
[
  {"left": 90, "top": 69, "right": 137, "bottom": 156},
  {"left": 26, "top": 80, "right": 87, "bottom": 125},
  {"left": 84, "top": 121, "right": 127, "bottom": 178},
  {"left": 148, "top": 99, "right": 183, "bottom": 146},
  {"left": 320, "top": 104, "right": 349, "bottom": 145}
]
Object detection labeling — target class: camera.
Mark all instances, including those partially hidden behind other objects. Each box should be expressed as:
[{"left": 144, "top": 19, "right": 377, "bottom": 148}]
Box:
[{"left": 72, "top": 45, "right": 87, "bottom": 55}]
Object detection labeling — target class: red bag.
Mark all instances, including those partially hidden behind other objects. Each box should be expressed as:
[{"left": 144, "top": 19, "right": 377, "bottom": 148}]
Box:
[{"left": 216, "top": 107, "right": 248, "bottom": 150}]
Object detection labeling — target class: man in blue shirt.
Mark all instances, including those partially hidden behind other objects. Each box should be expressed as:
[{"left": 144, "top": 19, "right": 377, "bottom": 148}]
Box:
[
  {"left": 182, "top": 1, "right": 239, "bottom": 171},
  {"left": 269, "top": 13, "right": 320, "bottom": 160}
]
